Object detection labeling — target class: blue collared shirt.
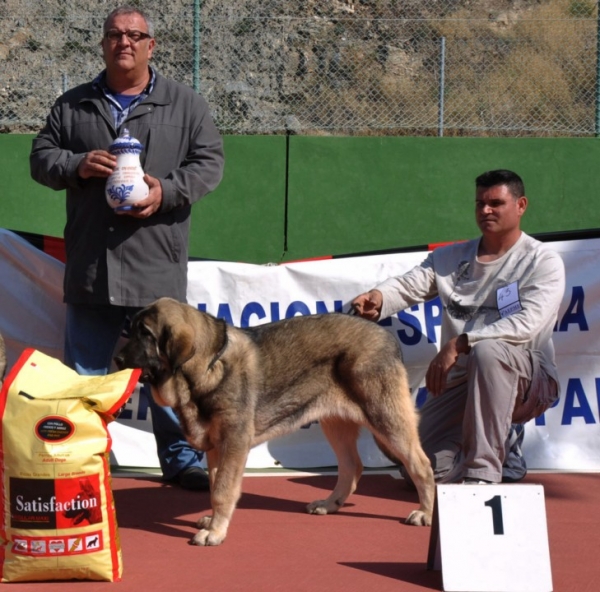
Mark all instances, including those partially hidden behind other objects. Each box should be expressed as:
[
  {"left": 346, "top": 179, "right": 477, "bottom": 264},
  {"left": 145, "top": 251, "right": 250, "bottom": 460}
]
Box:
[{"left": 92, "top": 67, "right": 156, "bottom": 130}]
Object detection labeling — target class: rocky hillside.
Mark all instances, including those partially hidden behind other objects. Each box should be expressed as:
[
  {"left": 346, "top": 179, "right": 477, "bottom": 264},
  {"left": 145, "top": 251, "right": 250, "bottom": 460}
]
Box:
[{"left": 0, "top": 1, "right": 595, "bottom": 135}]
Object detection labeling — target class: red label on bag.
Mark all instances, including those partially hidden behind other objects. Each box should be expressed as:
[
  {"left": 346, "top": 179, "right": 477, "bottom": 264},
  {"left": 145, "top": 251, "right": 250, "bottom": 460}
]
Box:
[{"left": 10, "top": 475, "right": 103, "bottom": 530}]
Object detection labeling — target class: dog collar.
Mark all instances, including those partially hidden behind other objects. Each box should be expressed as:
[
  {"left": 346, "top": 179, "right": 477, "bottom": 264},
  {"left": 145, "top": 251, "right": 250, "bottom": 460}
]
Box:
[{"left": 207, "top": 323, "right": 229, "bottom": 372}]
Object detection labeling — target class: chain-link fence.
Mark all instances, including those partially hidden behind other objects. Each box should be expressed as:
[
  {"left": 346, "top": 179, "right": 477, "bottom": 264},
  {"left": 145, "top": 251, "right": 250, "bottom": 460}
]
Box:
[{"left": 0, "top": 0, "right": 598, "bottom": 136}]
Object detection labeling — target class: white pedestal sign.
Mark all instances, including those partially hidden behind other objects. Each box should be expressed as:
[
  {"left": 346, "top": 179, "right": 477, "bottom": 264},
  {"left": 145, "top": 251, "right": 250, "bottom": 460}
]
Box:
[{"left": 427, "top": 484, "right": 553, "bottom": 592}]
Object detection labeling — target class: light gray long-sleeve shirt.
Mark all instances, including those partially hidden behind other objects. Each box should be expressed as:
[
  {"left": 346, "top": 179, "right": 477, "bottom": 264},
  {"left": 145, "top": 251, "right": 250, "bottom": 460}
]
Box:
[{"left": 376, "top": 233, "right": 566, "bottom": 387}]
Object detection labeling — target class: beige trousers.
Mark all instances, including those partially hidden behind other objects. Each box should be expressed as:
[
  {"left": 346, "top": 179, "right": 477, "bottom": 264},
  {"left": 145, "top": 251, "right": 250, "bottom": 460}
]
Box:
[{"left": 415, "top": 340, "right": 558, "bottom": 484}]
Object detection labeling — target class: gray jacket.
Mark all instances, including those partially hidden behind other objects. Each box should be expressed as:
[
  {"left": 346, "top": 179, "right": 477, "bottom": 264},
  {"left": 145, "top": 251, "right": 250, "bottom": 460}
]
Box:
[{"left": 30, "top": 71, "right": 224, "bottom": 306}]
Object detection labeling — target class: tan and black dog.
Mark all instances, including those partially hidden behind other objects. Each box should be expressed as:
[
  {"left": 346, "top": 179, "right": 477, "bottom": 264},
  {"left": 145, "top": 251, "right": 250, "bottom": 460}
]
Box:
[{"left": 115, "top": 297, "right": 435, "bottom": 546}]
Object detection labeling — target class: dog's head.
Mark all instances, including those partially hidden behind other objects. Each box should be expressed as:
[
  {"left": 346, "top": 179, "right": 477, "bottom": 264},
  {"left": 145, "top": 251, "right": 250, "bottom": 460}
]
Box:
[{"left": 114, "top": 297, "right": 226, "bottom": 385}]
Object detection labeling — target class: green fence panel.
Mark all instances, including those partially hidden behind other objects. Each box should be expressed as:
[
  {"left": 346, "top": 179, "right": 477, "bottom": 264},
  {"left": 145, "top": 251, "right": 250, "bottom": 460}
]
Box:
[
  {"left": 189, "top": 135, "right": 286, "bottom": 263},
  {"left": 2, "top": 135, "right": 600, "bottom": 265},
  {"left": 0, "top": 135, "right": 66, "bottom": 237},
  {"left": 285, "top": 137, "right": 600, "bottom": 261},
  {"left": 0, "top": 135, "right": 286, "bottom": 264}
]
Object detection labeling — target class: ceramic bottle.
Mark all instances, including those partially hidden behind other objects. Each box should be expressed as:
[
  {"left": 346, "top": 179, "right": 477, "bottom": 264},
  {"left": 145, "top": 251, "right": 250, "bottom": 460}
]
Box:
[{"left": 105, "top": 128, "right": 149, "bottom": 211}]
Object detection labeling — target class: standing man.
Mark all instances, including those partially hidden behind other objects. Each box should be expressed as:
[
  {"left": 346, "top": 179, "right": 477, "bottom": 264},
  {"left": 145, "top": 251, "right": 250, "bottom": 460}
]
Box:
[
  {"left": 30, "top": 6, "right": 224, "bottom": 490},
  {"left": 352, "top": 170, "right": 565, "bottom": 484}
]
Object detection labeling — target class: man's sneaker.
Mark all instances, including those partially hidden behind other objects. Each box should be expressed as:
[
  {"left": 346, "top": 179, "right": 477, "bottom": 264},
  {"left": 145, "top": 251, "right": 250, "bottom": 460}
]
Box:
[
  {"left": 462, "top": 477, "right": 493, "bottom": 484},
  {"left": 502, "top": 423, "right": 527, "bottom": 483},
  {"left": 174, "top": 467, "right": 210, "bottom": 491}
]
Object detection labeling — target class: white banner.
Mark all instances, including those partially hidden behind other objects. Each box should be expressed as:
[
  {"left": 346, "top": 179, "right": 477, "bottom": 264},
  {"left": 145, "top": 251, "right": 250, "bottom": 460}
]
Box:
[{"left": 1, "top": 228, "right": 598, "bottom": 471}]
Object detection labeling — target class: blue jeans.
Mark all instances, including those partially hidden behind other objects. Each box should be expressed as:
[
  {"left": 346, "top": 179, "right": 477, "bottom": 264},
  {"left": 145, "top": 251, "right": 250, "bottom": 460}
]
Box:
[{"left": 65, "top": 302, "right": 204, "bottom": 480}]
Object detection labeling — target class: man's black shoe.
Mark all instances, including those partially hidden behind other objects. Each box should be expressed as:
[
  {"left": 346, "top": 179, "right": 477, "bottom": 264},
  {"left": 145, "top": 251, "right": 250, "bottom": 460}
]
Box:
[{"left": 174, "top": 467, "right": 210, "bottom": 491}]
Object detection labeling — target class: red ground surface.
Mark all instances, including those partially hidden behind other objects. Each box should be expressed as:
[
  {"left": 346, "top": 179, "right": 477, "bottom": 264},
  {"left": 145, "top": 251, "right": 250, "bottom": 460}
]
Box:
[{"left": 4, "top": 471, "right": 599, "bottom": 591}]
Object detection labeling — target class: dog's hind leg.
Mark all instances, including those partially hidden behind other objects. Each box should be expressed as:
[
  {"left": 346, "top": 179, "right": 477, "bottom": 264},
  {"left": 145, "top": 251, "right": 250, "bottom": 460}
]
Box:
[
  {"left": 401, "top": 444, "right": 435, "bottom": 526},
  {"left": 373, "top": 431, "right": 435, "bottom": 527},
  {"left": 356, "top": 361, "right": 435, "bottom": 526},
  {"left": 306, "top": 418, "right": 362, "bottom": 515}
]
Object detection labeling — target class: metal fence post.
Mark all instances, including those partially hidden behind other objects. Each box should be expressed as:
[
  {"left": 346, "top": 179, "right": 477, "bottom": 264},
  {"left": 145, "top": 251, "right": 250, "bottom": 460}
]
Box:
[
  {"left": 193, "top": 0, "right": 201, "bottom": 93},
  {"left": 596, "top": 1, "right": 600, "bottom": 136},
  {"left": 438, "top": 36, "right": 446, "bottom": 137}
]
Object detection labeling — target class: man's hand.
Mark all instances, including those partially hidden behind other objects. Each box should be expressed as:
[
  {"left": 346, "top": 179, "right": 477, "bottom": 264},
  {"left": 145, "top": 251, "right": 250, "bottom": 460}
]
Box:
[
  {"left": 426, "top": 334, "right": 470, "bottom": 396},
  {"left": 117, "top": 174, "right": 163, "bottom": 219},
  {"left": 78, "top": 150, "right": 116, "bottom": 179},
  {"left": 351, "top": 289, "right": 383, "bottom": 321}
]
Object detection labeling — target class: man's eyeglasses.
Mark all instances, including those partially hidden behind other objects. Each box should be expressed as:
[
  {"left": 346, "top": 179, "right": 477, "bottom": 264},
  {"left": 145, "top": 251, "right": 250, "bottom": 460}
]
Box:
[{"left": 105, "top": 30, "right": 152, "bottom": 43}]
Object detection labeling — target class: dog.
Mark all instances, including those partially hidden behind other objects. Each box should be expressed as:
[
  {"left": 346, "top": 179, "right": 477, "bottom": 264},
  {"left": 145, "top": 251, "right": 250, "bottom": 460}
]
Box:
[{"left": 115, "top": 297, "right": 435, "bottom": 546}]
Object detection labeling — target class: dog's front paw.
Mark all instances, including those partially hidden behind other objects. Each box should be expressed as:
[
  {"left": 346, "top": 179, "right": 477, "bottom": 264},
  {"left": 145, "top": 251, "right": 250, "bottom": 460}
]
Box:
[
  {"left": 306, "top": 500, "right": 328, "bottom": 514},
  {"left": 190, "top": 528, "right": 226, "bottom": 546},
  {"left": 306, "top": 499, "right": 343, "bottom": 515},
  {"left": 405, "top": 509, "right": 432, "bottom": 526}
]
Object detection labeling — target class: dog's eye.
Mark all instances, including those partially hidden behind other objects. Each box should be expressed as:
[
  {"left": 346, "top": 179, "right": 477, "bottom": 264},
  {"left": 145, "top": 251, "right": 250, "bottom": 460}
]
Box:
[{"left": 138, "top": 325, "right": 154, "bottom": 339}]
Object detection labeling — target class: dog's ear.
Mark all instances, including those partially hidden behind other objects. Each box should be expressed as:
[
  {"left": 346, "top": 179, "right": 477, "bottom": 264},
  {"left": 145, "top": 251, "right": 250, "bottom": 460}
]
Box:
[
  {"left": 161, "top": 322, "right": 196, "bottom": 370},
  {"left": 207, "top": 317, "right": 229, "bottom": 370}
]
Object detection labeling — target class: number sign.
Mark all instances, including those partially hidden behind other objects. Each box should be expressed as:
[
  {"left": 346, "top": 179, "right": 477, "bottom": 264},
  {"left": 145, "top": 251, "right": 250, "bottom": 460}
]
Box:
[{"left": 427, "top": 484, "right": 553, "bottom": 592}]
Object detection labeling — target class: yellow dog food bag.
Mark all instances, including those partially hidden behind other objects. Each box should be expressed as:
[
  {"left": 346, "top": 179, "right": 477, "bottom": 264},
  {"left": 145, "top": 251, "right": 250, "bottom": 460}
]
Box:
[{"left": 0, "top": 349, "right": 141, "bottom": 582}]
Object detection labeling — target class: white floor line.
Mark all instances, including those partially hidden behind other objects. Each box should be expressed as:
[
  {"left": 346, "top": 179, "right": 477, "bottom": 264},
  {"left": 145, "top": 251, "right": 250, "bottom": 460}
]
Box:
[{"left": 111, "top": 466, "right": 600, "bottom": 480}]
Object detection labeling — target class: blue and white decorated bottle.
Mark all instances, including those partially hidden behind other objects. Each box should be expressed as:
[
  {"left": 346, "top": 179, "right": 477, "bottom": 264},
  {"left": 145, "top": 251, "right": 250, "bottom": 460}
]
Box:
[{"left": 105, "top": 128, "right": 149, "bottom": 211}]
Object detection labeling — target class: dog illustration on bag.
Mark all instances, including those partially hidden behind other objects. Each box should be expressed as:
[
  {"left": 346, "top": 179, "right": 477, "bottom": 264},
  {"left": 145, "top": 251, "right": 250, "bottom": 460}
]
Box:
[{"left": 63, "top": 478, "right": 102, "bottom": 526}]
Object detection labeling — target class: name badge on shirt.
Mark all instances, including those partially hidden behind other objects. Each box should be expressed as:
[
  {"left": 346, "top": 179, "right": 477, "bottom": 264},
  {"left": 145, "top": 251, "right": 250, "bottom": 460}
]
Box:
[{"left": 497, "top": 282, "right": 522, "bottom": 318}]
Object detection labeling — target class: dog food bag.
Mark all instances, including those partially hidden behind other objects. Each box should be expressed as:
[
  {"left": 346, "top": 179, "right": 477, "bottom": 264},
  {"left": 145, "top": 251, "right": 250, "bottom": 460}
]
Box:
[{"left": 0, "top": 348, "right": 141, "bottom": 582}]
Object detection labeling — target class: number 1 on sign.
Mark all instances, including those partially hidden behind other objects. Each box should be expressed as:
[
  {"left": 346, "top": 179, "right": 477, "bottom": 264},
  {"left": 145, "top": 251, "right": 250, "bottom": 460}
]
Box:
[{"left": 484, "top": 495, "right": 504, "bottom": 535}]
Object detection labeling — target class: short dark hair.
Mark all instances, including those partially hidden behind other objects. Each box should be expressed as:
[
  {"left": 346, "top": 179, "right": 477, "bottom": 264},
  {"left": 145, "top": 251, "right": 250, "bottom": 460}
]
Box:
[
  {"left": 104, "top": 6, "right": 154, "bottom": 38},
  {"left": 475, "top": 169, "right": 525, "bottom": 199}
]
